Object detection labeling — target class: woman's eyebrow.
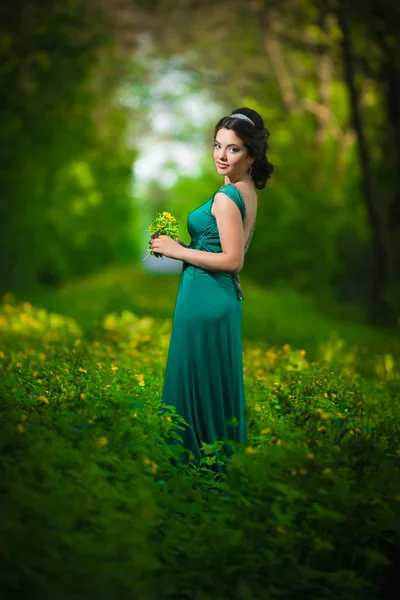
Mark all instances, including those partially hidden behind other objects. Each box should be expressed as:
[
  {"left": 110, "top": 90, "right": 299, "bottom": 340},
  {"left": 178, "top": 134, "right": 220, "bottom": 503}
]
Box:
[{"left": 215, "top": 140, "right": 240, "bottom": 148}]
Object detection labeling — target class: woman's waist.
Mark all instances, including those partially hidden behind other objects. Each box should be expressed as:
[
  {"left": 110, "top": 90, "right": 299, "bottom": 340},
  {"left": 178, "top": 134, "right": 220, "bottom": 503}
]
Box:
[{"left": 182, "top": 263, "right": 233, "bottom": 280}]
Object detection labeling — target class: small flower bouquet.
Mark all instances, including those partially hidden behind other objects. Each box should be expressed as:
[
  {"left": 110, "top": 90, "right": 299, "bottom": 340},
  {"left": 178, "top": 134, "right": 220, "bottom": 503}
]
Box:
[{"left": 143, "top": 211, "right": 180, "bottom": 260}]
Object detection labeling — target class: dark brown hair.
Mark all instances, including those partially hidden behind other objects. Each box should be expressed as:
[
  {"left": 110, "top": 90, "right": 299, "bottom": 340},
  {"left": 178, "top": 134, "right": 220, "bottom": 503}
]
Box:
[{"left": 215, "top": 107, "right": 274, "bottom": 190}]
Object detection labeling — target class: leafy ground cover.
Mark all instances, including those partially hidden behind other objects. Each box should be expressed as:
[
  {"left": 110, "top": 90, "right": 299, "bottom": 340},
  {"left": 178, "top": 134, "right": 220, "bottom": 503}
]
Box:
[
  {"left": 0, "top": 279, "right": 399, "bottom": 599},
  {"left": 20, "top": 263, "right": 398, "bottom": 357}
]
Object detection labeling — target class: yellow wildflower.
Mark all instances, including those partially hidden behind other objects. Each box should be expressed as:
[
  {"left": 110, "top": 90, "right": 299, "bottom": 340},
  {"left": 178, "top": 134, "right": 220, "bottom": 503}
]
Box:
[
  {"left": 78, "top": 367, "right": 87, "bottom": 374},
  {"left": 37, "top": 395, "right": 49, "bottom": 404},
  {"left": 20, "top": 414, "right": 28, "bottom": 422},
  {"left": 135, "top": 373, "right": 145, "bottom": 386},
  {"left": 299, "top": 349, "right": 306, "bottom": 357},
  {"left": 111, "top": 364, "right": 118, "bottom": 372},
  {"left": 323, "top": 467, "right": 332, "bottom": 474},
  {"left": 16, "top": 424, "right": 25, "bottom": 433},
  {"left": 80, "top": 393, "right": 86, "bottom": 400},
  {"left": 276, "top": 526, "right": 286, "bottom": 534},
  {"left": 38, "top": 352, "right": 46, "bottom": 360},
  {"left": 97, "top": 436, "right": 108, "bottom": 447},
  {"left": 245, "top": 446, "right": 258, "bottom": 454}
]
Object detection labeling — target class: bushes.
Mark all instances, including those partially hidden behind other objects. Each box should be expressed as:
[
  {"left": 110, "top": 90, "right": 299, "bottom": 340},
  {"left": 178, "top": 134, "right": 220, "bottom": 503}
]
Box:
[{"left": 0, "top": 297, "right": 399, "bottom": 599}]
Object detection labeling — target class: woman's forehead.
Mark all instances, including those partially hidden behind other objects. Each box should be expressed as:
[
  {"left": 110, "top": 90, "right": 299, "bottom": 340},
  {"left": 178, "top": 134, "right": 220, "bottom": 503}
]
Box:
[{"left": 215, "top": 128, "right": 243, "bottom": 145}]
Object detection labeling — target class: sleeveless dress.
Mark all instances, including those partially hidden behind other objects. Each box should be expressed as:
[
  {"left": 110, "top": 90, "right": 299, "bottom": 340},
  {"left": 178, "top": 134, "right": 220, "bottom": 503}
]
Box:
[{"left": 160, "top": 182, "right": 256, "bottom": 472}]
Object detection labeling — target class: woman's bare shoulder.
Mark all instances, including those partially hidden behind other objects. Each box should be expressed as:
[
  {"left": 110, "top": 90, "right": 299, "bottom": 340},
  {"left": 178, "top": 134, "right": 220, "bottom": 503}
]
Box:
[{"left": 234, "top": 181, "right": 258, "bottom": 205}]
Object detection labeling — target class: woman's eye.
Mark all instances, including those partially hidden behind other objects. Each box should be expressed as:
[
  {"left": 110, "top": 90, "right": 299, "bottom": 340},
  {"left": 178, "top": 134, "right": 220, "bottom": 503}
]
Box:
[{"left": 214, "top": 143, "right": 238, "bottom": 152}]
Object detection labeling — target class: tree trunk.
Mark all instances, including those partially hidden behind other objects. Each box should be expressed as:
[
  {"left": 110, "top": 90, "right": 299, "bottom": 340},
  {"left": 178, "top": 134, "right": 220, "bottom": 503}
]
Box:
[
  {"left": 336, "top": 0, "right": 391, "bottom": 322},
  {"left": 315, "top": 10, "right": 333, "bottom": 147}
]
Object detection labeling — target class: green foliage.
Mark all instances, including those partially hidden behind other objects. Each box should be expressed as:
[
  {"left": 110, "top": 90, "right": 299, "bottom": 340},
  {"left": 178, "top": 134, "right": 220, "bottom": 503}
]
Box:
[
  {"left": 0, "top": 296, "right": 399, "bottom": 599},
  {"left": 0, "top": 0, "right": 140, "bottom": 290},
  {"left": 18, "top": 263, "right": 397, "bottom": 361}
]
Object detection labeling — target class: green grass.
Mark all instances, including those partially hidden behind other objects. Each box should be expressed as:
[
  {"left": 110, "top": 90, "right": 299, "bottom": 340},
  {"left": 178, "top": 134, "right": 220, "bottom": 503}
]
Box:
[
  {"left": 17, "top": 262, "right": 398, "bottom": 360},
  {"left": 1, "top": 268, "right": 399, "bottom": 599}
]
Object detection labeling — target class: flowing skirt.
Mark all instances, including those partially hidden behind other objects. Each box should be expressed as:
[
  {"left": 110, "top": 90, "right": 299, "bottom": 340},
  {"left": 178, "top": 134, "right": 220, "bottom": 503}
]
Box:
[{"left": 161, "top": 264, "right": 248, "bottom": 473}]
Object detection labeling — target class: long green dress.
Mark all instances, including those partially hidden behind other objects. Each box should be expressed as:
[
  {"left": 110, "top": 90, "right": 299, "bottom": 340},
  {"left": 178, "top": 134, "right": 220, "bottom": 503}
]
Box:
[{"left": 161, "top": 182, "right": 255, "bottom": 471}]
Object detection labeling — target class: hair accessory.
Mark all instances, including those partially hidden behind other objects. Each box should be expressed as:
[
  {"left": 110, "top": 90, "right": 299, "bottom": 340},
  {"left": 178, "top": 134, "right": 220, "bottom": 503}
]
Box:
[{"left": 230, "top": 113, "right": 255, "bottom": 126}]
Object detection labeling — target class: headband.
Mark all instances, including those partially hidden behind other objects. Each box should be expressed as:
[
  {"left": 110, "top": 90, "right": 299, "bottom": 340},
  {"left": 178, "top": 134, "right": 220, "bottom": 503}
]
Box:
[{"left": 230, "top": 113, "right": 255, "bottom": 126}]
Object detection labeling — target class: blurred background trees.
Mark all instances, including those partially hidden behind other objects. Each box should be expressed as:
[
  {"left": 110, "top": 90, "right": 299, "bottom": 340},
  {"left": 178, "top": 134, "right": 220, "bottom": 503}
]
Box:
[{"left": 1, "top": 0, "right": 399, "bottom": 325}]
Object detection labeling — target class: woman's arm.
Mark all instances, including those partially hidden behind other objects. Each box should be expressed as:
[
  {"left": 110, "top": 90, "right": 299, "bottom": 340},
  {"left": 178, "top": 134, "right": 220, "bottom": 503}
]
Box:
[
  {"left": 178, "top": 192, "right": 244, "bottom": 274},
  {"left": 178, "top": 246, "right": 241, "bottom": 274}
]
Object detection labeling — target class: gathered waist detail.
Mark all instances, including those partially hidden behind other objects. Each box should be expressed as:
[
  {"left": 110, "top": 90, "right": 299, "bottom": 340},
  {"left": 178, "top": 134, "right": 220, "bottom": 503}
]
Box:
[{"left": 181, "top": 262, "right": 244, "bottom": 301}]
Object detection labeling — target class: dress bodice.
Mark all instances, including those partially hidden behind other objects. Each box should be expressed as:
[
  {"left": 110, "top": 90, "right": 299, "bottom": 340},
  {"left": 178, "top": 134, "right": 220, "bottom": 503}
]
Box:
[{"left": 184, "top": 183, "right": 256, "bottom": 300}]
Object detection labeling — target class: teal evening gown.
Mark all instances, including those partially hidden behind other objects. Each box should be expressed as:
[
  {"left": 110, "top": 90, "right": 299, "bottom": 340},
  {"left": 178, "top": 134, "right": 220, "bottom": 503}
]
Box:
[{"left": 161, "top": 182, "right": 256, "bottom": 472}]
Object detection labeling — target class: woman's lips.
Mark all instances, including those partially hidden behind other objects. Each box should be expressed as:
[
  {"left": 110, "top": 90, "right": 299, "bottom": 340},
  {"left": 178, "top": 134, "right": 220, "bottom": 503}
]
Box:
[{"left": 216, "top": 162, "right": 229, "bottom": 169}]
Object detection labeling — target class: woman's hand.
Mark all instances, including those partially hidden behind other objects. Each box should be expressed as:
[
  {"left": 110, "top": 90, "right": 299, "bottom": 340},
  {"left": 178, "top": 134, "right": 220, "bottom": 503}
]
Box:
[{"left": 150, "top": 234, "right": 183, "bottom": 260}]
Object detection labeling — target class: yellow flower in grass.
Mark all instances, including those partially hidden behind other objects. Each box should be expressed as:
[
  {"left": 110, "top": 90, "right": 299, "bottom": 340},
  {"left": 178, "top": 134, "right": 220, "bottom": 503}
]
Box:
[
  {"left": 245, "top": 446, "right": 258, "bottom": 454},
  {"left": 97, "top": 436, "right": 108, "bottom": 447},
  {"left": 78, "top": 367, "right": 87, "bottom": 374},
  {"left": 111, "top": 364, "right": 118, "bottom": 372},
  {"left": 16, "top": 424, "right": 25, "bottom": 433},
  {"left": 37, "top": 395, "right": 49, "bottom": 404},
  {"left": 135, "top": 373, "right": 145, "bottom": 386},
  {"left": 276, "top": 526, "right": 286, "bottom": 535}
]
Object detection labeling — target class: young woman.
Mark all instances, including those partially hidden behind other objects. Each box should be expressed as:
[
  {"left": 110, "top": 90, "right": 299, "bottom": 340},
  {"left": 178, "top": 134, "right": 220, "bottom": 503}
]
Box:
[{"left": 151, "top": 108, "right": 274, "bottom": 472}]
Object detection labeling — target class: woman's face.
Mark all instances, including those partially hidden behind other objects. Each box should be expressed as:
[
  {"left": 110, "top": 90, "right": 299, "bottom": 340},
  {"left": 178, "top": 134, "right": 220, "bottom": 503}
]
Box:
[{"left": 213, "top": 127, "right": 253, "bottom": 178}]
